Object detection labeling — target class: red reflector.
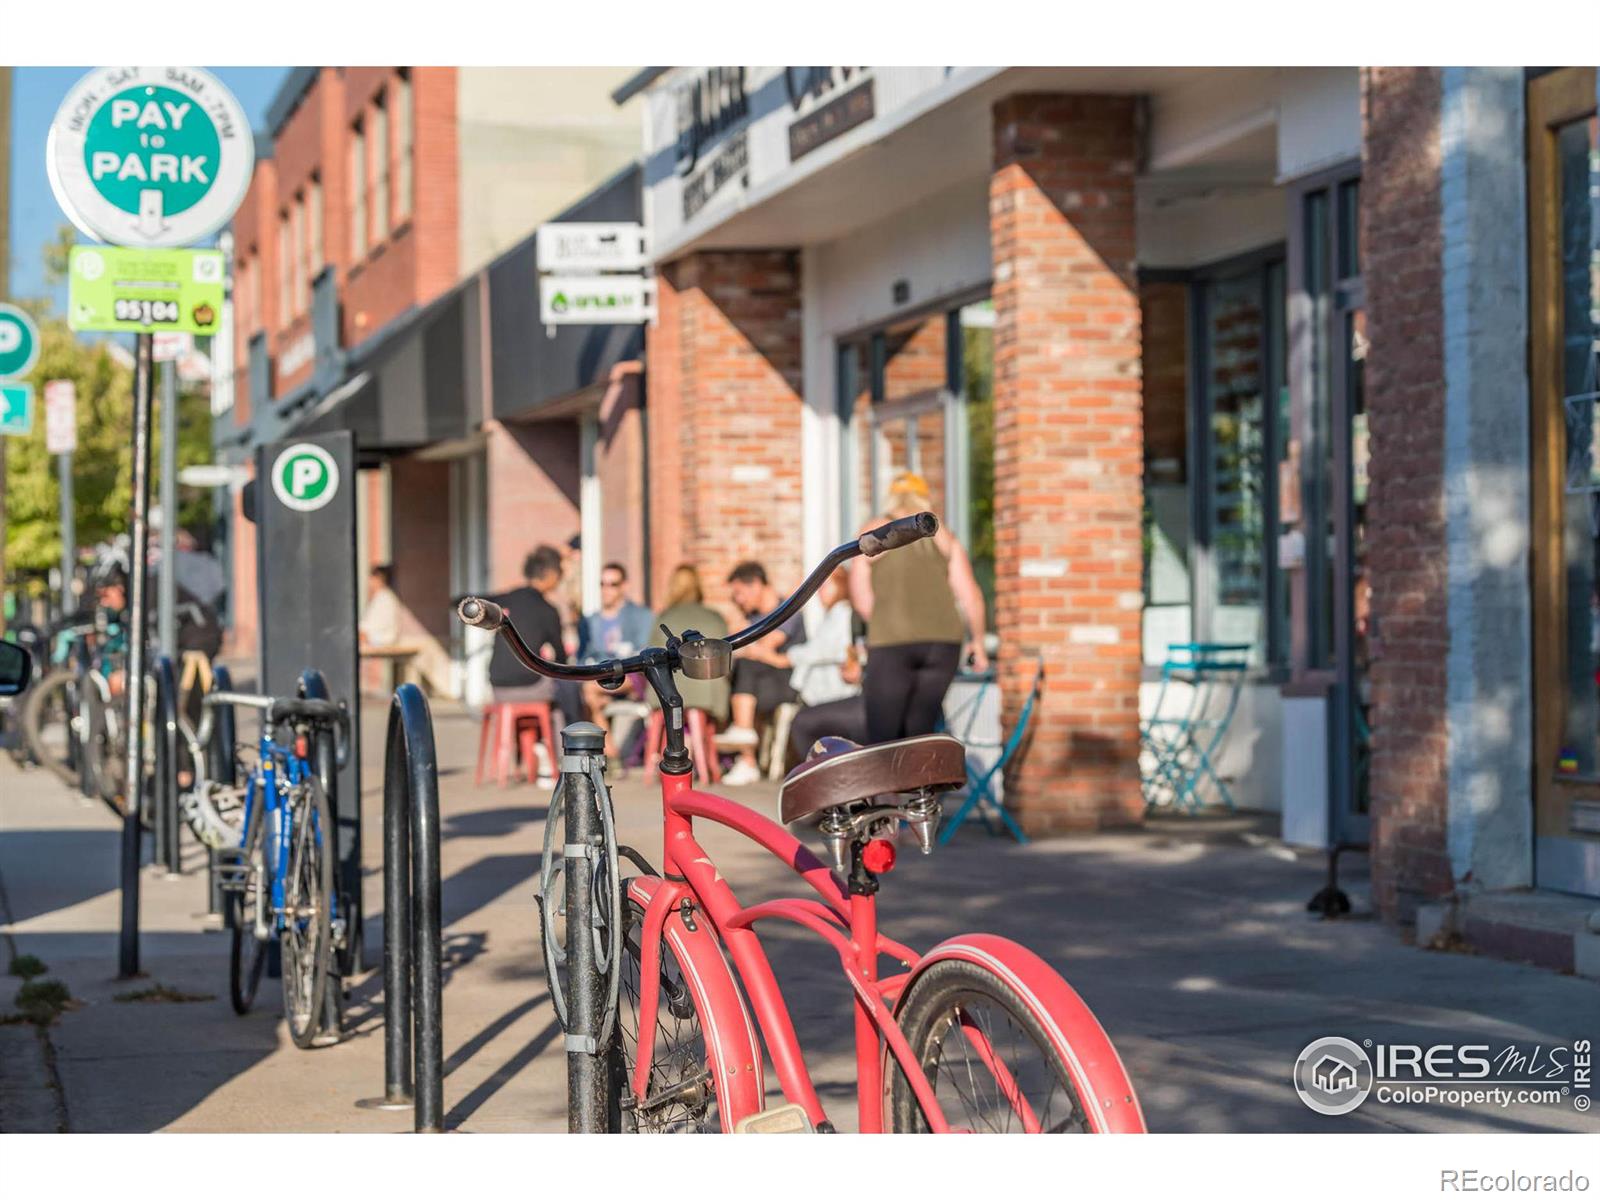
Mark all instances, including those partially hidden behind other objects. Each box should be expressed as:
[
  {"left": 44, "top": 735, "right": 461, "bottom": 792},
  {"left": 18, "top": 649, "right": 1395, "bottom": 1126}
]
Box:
[
  {"left": 862, "top": 838, "right": 897, "bottom": 875},
  {"left": 294, "top": 734, "right": 309, "bottom": 758}
]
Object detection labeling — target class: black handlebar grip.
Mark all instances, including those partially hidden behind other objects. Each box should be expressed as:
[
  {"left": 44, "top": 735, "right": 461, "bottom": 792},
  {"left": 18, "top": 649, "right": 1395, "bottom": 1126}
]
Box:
[
  {"left": 457, "top": 597, "right": 505, "bottom": 630},
  {"left": 858, "top": 511, "right": 939, "bottom": 558}
]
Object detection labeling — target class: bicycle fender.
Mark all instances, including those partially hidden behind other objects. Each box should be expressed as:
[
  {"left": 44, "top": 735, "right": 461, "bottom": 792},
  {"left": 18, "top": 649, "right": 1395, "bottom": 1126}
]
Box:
[
  {"left": 902, "top": 933, "right": 1146, "bottom": 1133},
  {"left": 627, "top": 876, "right": 765, "bottom": 1131}
]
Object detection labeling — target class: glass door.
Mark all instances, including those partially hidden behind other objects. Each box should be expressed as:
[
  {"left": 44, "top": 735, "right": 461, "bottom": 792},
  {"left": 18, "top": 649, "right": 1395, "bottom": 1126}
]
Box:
[{"left": 1529, "top": 67, "right": 1600, "bottom": 897}]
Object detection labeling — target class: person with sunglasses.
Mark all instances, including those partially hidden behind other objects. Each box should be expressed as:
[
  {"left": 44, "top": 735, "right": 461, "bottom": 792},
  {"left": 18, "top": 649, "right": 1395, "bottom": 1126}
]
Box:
[{"left": 577, "top": 562, "right": 654, "bottom": 761}]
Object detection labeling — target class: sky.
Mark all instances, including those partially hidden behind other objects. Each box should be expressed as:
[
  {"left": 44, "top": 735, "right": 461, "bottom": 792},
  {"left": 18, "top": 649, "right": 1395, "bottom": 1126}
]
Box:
[{"left": 6, "top": 66, "right": 290, "bottom": 311}]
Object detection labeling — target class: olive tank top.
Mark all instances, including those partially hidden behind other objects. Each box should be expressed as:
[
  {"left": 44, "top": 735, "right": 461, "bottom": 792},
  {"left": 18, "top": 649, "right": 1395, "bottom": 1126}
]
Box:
[{"left": 867, "top": 535, "right": 965, "bottom": 648}]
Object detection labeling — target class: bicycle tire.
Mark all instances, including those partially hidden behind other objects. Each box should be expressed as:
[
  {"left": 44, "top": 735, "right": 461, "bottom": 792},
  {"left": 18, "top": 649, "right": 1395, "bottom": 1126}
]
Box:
[
  {"left": 612, "top": 893, "right": 719, "bottom": 1133},
  {"left": 229, "top": 805, "right": 268, "bottom": 1015},
  {"left": 888, "top": 958, "right": 1093, "bottom": 1134},
  {"left": 20, "top": 667, "right": 80, "bottom": 786},
  {"left": 280, "top": 774, "right": 334, "bottom": 1049}
]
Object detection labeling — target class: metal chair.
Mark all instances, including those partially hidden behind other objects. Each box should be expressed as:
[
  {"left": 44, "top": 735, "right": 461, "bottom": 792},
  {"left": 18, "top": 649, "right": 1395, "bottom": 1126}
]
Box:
[
  {"left": 1140, "top": 642, "right": 1250, "bottom": 812},
  {"left": 937, "top": 657, "right": 1042, "bottom": 845}
]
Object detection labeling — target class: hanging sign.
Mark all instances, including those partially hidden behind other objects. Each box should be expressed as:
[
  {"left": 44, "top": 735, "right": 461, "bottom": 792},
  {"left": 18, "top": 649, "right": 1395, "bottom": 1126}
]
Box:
[
  {"left": 536, "top": 223, "right": 650, "bottom": 273},
  {"left": 540, "top": 276, "right": 657, "bottom": 325},
  {"left": 47, "top": 66, "right": 254, "bottom": 249},
  {"left": 0, "top": 304, "right": 42, "bottom": 380},
  {"left": 68, "top": 245, "right": 225, "bottom": 334},
  {"left": 0, "top": 384, "right": 33, "bottom": 437},
  {"left": 44, "top": 380, "right": 78, "bottom": 455}
]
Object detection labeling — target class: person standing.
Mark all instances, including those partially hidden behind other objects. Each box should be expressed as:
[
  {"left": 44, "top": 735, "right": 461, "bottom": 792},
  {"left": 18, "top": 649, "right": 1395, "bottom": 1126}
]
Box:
[
  {"left": 849, "top": 472, "right": 988, "bottom": 745},
  {"left": 648, "top": 563, "right": 732, "bottom": 726}
]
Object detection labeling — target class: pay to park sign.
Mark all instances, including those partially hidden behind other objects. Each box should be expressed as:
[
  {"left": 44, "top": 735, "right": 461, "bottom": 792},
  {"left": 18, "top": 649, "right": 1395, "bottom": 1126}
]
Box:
[
  {"left": 68, "top": 245, "right": 225, "bottom": 335},
  {"left": 47, "top": 66, "right": 254, "bottom": 249}
]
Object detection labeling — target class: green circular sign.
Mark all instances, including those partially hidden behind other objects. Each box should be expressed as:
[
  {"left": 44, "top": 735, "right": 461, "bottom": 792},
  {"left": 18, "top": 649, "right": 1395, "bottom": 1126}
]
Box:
[
  {"left": 0, "top": 304, "right": 41, "bottom": 380},
  {"left": 82, "top": 84, "right": 222, "bottom": 218},
  {"left": 270, "top": 443, "right": 340, "bottom": 514}
]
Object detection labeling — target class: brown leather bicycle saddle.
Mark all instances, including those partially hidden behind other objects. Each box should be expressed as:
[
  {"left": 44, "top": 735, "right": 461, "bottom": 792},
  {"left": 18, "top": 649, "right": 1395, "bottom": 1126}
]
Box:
[{"left": 779, "top": 734, "right": 967, "bottom": 825}]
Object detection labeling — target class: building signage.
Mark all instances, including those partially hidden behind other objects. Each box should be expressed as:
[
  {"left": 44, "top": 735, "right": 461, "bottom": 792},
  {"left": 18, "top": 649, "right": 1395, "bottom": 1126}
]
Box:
[
  {"left": 675, "top": 67, "right": 749, "bottom": 177},
  {"left": 68, "top": 245, "right": 226, "bottom": 335},
  {"left": 270, "top": 442, "right": 341, "bottom": 513},
  {"left": 785, "top": 68, "right": 876, "bottom": 162},
  {"left": 0, "top": 384, "right": 33, "bottom": 437},
  {"left": 44, "top": 380, "right": 78, "bottom": 454},
  {"left": 682, "top": 130, "right": 749, "bottom": 222},
  {"left": 536, "top": 222, "right": 650, "bottom": 273},
  {"left": 47, "top": 66, "right": 255, "bottom": 249},
  {"left": 0, "top": 303, "right": 42, "bottom": 380},
  {"left": 540, "top": 276, "right": 657, "bottom": 325}
]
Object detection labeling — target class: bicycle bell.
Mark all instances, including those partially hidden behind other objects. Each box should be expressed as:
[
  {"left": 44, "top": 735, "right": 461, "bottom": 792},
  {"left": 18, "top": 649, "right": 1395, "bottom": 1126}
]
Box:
[{"left": 678, "top": 636, "right": 732, "bottom": 680}]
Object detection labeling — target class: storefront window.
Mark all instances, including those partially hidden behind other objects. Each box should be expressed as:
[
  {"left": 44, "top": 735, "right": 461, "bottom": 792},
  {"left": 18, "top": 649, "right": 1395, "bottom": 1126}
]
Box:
[
  {"left": 1555, "top": 115, "right": 1600, "bottom": 774},
  {"left": 1141, "top": 280, "right": 1192, "bottom": 662}
]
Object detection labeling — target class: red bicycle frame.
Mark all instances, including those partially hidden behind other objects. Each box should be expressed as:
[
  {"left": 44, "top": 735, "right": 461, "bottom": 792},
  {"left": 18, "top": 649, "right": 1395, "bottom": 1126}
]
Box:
[{"left": 626, "top": 769, "right": 1146, "bottom": 1134}]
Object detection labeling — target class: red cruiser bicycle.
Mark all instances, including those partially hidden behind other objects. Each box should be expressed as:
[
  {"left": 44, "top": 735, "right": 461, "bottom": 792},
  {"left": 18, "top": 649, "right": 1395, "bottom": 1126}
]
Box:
[{"left": 457, "top": 513, "right": 1144, "bottom": 1134}]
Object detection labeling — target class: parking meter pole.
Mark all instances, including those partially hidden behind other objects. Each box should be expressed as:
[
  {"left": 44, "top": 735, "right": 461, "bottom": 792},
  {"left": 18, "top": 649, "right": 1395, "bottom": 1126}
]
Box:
[
  {"left": 561, "top": 722, "right": 608, "bottom": 1133},
  {"left": 157, "top": 361, "right": 177, "bottom": 659},
  {"left": 118, "top": 332, "right": 155, "bottom": 979},
  {"left": 58, "top": 452, "right": 74, "bottom": 609}
]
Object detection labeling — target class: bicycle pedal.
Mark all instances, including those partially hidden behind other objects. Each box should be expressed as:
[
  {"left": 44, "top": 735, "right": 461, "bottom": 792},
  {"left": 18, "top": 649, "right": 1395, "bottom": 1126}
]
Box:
[{"left": 733, "top": 1103, "right": 815, "bottom": 1134}]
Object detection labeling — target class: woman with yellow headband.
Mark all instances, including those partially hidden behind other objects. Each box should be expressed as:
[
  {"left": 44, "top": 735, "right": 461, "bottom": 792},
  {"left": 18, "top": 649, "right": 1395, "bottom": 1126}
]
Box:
[{"left": 847, "top": 471, "right": 989, "bottom": 744}]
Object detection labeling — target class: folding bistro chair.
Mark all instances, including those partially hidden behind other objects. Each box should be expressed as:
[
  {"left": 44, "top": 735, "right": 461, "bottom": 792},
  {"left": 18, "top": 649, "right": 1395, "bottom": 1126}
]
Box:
[
  {"left": 938, "top": 656, "right": 1043, "bottom": 846},
  {"left": 1140, "top": 642, "right": 1250, "bottom": 812}
]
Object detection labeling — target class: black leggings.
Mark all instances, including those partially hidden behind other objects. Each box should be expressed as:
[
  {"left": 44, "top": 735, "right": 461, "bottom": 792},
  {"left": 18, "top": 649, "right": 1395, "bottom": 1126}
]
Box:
[{"left": 863, "top": 642, "right": 961, "bottom": 745}]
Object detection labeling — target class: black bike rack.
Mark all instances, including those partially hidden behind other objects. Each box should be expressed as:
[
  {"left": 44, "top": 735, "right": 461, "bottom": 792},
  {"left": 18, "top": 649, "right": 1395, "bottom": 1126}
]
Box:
[
  {"left": 152, "top": 655, "right": 182, "bottom": 877},
  {"left": 204, "top": 665, "right": 240, "bottom": 920},
  {"left": 356, "top": 683, "right": 443, "bottom": 1133}
]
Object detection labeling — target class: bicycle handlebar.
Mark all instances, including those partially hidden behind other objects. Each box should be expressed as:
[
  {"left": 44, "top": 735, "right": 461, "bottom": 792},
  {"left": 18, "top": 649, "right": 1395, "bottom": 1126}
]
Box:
[
  {"left": 198, "top": 690, "right": 351, "bottom": 766},
  {"left": 457, "top": 511, "right": 940, "bottom": 685}
]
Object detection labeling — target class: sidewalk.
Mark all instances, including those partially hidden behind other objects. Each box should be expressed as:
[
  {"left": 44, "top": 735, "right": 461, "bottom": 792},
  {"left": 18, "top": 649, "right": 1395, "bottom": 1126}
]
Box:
[{"left": 2, "top": 700, "right": 1595, "bottom": 1133}]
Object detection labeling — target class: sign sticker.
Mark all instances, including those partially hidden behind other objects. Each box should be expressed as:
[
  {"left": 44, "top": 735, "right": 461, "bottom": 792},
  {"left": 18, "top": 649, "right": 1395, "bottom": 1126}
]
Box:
[
  {"left": 0, "top": 303, "right": 42, "bottom": 380},
  {"left": 68, "top": 245, "right": 225, "bottom": 335},
  {"left": 270, "top": 442, "right": 341, "bottom": 513},
  {"left": 47, "top": 66, "right": 254, "bottom": 249},
  {"left": 1, "top": 383, "right": 35, "bottom": 437}
]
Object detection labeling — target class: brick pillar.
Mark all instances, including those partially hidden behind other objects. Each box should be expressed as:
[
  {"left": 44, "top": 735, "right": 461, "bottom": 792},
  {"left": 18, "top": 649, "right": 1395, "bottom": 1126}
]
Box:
[
  {"left": 645, "top": 251, "right": 804, "bottom": 609},
  {"left": 387, "top": 455, "right": 454, "bottom": 690},
  {"left": 990, "top": 94, "right": 1143, "bottom": 834},
  {"left": 1361, "top": 68, "right": 1451, "bottom": 921},
  {"left": 485, "top": 417, "right": 580, "bottom": 588}
]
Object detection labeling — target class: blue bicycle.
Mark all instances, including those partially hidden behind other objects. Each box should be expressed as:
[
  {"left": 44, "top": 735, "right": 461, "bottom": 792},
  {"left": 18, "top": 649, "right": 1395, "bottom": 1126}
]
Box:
[{"left": 194, "top": 690, "right": 348, "bottom": 1048}]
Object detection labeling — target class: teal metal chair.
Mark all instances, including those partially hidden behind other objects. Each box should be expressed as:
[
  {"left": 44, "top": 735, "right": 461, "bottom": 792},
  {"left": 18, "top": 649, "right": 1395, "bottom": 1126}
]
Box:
[
  {"left": 1140, "top": 642, "right": 1250, "bottom": 813},
  {"left": 938, "top": 657, "right": 1043, "bottom": 845}
]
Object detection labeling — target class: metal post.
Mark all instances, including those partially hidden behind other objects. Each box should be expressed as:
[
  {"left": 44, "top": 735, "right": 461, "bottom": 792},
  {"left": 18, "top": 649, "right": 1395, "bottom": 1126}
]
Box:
[
  {"left": 158, "top": 360, "right": 178, "bottom": 658},
  {"left": 359, "top": 683, "right": 442, "bottom": 1132},
  {"left": 154, "top": 656, "right": 180, "bottom": 876},
  {"left": 118, "top": 332, "right": 155, "bottom": 979},
  {"left": 206, "top": 664, "right": 238, "bottom": 920},
  {"left": 561, "top": 721, "right": 608, "bottom": 1133},
  {"left": 58, "top": 452, "right": 75, "bottom": 608}
]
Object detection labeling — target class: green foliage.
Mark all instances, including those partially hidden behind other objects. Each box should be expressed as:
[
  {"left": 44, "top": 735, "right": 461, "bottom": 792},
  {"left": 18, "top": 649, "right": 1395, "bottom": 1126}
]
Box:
[
  {"left": 963, "top": 323, "right": 996, "bottom": 613},
  {"left": 14, "top": 977, "right": 72, "bottom": 1024},
  {"left": 112, "top": 983, "right": 215, "bottom": 1004},
  {"left": 3, "top": 310, "right": 214, "bottom": 590},
  {"left": 7, "top": 954, "right": 47, "bottom": 980}
]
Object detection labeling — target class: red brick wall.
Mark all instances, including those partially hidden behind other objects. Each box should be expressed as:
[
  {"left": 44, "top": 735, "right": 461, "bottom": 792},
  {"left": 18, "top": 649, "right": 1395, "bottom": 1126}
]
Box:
[
  {"left": 485, "top": 418, "right": 580, "bottom": 589},
  {"left": 597, "top": 366, "right": 648, "bottom": 602},
  {"left": 387, "top": 455, "right": 453, "bottom": 689},
  {"left": 646, "top": 251, "right": 805, "bottom": 610},
  {"left": 990, "top": 94, "right": 1144, "bottom": 833},
  {"left": 1361, "top": 68, "right": 1451, "bottom": 921}
]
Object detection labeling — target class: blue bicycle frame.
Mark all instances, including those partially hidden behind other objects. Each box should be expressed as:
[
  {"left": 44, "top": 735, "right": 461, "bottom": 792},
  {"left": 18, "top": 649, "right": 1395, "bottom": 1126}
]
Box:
[{"left": 237, "top": 729, "right": 336, "bottom": 938}]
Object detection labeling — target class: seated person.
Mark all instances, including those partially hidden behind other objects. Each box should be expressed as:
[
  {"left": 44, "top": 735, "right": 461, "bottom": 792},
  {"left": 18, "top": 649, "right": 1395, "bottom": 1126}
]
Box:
[
  {"left": 648, "top": 563, "right": 731, "bottom": 728},
  {"left": 474, "top": 546, "right": 585, "bottom": 736},
  {"left": 720, "top": 560, "right": 808, "bottom": 786},
  {"left": 359, "top": 564, "right": 401, "bottom": 648},
  {"left": 577, "top": 562, "right": 656, "bottom": 759}
]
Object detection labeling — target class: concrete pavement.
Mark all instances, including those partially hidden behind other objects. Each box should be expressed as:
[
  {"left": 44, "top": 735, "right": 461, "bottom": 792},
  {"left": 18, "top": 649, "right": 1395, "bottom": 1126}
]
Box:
[{"left": 2, "top": 698, "right": 1596, "bottom": 1133}]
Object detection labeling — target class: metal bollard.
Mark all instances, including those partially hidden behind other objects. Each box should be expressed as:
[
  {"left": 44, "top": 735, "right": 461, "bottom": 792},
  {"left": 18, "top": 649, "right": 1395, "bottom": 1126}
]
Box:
[
  {"left": 356, "top": 683, "right": 443, "bottom": 1132},
  {"left": 205, "top": 665, "right": 239, "bottom": 920},
  {"left": 560, "top": 721, "right": 609, "bottom": 1133},
  {"left": 153, "top": 656, "right": 181, "bottom": 876}
]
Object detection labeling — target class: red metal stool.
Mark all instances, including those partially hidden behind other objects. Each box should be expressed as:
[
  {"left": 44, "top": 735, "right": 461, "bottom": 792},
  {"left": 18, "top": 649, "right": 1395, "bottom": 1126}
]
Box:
[
  {"left": 475, "top": 701, "right": 558, "bottom": 788},
  {"left": 643, "top": 708, "right": 721, "bottom": 785}
]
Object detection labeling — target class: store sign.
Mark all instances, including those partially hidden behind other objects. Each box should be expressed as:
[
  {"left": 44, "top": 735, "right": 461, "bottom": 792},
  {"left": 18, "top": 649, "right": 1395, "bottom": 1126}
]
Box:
[
  {"left": 47, "top": 66, "right": 254, "bottom": 249},
  {"left": 68, "top": 245, "right": 226, "bottom": 335},
  {"left": 0, "top": 384, "right": 33, "bottom": 437},
  {"left": 44, "top": 380, "right": 77, "bottom": 454},
  {"left": 536, "top": 223, "right": 649, "bottom": 273},
  {"left": 785, "top": 67, "right": 876, "bottom": 162},
  {"left": 682, "top": 130, "right": 748, "bottom": 222},
  {"left": 540, "top": 276, "right": 657, "bottom": 325},
  {"left": 0, "top": 304, "right": 42, "bottom": 380},
  {"left": 675, "top": 67, "right": 749, "bottom": 177}
]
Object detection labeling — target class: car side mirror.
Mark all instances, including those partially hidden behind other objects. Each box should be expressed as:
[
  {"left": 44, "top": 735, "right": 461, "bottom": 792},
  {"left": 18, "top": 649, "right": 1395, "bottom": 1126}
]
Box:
[{"left": 0, "top": 639, "right": 32, "bottom": 697}]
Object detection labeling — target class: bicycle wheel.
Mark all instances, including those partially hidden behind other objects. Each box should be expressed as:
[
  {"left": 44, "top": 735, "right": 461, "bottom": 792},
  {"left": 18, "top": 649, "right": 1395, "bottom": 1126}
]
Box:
[
  {"left": 888, "top": 958, "right": 1092, "bottom": 1134},
  {"left": 20, "top": 667, "right": 79, "bottom": 785},
  {"left": 279, "top": 774, "right": 334, "bottom": 1049},
  {"left": 612, "top": 894, "right": 718, "bottom": 1133},
  {"left": 82, "top": 681, "right": 127, "bottom": 814},
  {"left": 229, "top": 804, "right": 268, "bottom": 1015}
]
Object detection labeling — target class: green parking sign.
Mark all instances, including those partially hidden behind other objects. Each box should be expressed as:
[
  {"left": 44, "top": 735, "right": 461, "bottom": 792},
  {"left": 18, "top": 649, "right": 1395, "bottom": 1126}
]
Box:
[
  {"left": 0, "top": 304, "right": 41, "bottom": 380},
  {"left": 1, "top": 383, "right": 34, "bottom": 437},
  {"left": 47, "top": 66, "right": 254, "bottom": 249},
  {"left": 270, "top": 443, "right": 340, "bottom": 513},
  {"left": 68, "top": 245, "right": 225, "bottom": 335}
]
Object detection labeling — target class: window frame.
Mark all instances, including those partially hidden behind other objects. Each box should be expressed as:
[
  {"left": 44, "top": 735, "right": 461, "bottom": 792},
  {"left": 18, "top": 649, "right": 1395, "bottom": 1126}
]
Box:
[
  {"left": 370, "top": 91, "right": 390, "bottom": 244},
  {"left": 394, "top": 69, "right": 414, "bottom": 224},
  {"left": 350, "top": 119, "right": 368, "bottom": 260}
]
